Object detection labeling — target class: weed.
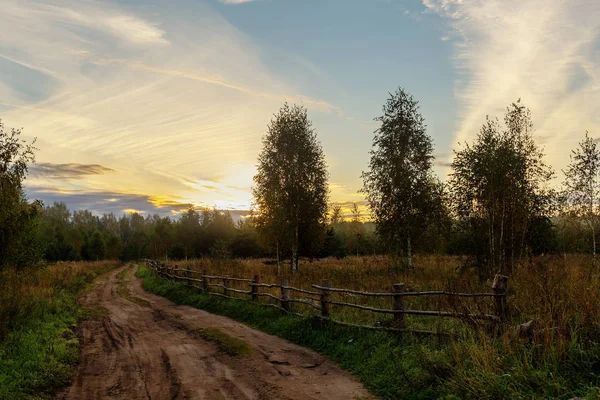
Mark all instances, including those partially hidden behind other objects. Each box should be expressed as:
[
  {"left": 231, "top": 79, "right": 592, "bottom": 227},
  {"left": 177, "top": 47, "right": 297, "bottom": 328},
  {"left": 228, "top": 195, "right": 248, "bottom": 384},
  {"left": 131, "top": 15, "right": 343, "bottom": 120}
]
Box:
[
  {"left": 0, "top": 261, "right": 117, "bottom": 400},
  {"left": 192, "top": 327, "right": 252, "bottom": 356}
]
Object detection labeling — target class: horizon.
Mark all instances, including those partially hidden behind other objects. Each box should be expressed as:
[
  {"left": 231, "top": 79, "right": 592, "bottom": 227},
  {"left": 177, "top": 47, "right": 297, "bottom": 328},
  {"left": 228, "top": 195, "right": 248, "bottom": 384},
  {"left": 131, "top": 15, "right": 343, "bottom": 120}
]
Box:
[{"left": 2, "top": 0, "right": 600, "bottom": 217}]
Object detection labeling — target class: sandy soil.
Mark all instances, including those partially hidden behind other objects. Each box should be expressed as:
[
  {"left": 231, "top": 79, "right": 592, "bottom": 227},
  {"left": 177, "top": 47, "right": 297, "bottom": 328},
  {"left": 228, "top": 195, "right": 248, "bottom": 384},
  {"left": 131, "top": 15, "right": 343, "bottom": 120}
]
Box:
[{"left": 56, "top": 265, "right": 374, "bottom": 400}]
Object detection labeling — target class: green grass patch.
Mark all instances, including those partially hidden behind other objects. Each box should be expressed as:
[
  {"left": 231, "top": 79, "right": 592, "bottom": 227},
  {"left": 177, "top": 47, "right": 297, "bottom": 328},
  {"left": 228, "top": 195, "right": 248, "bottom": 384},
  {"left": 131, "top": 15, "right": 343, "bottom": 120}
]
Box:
[
  {"left": 115, "top": 267, "right": 152, "bottom": 308},
  {"left": 137, "top": 265, "right": 600, "bottom": 400},
  {"left": 192, "top": 327, "right": 252, "bottom": 356},
  {"left": 115, "top": 267, "right": 129, "bottom": 281},
  {"left": 0, "top": 263, "right": 116, "bottom": 400}
]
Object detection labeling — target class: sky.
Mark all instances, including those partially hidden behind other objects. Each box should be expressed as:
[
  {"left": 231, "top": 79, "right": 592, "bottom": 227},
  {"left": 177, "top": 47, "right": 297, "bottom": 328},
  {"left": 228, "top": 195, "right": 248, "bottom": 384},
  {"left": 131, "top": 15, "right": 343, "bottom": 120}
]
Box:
[{"left": 1, "top": 0, "right": 599, "bottom": 218}]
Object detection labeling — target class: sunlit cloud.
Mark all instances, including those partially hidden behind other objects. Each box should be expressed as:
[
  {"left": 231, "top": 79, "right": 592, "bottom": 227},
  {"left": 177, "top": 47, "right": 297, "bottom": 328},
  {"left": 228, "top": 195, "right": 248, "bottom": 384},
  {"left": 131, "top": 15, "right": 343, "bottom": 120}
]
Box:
[
  {"left": 0, "top": 0, "right": 344, "bottom": 214},
  {"left": 423, "top": 0, "right": 600, "bottom": 175}
]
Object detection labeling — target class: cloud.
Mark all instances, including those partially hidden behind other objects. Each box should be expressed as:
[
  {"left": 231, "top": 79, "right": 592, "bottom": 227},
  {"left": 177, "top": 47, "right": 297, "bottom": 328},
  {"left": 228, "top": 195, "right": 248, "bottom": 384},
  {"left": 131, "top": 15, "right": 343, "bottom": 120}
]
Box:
[
  {"left": 87, "top": 55, "right": 341, "bottom": 114},
  {"left": 26, "top": 186, "right": 192, "bottom": 216},
  {"left": 423, "top": 0, "right": 600, "bottom": 175},
  {"left": 0, "top": 55, "right": 59, "bottom": 102},
  {"left": 104, "top": 15, "right": 169, "bottom": 45},
  {"left": 0, "top": 0, "right": 343, "bottom": 214},
  {"left": 26, "top": 185, "right": 252, "bottom": 221},
  {"left": 30, "top": 163, "right": 115, "bottom": 180}
]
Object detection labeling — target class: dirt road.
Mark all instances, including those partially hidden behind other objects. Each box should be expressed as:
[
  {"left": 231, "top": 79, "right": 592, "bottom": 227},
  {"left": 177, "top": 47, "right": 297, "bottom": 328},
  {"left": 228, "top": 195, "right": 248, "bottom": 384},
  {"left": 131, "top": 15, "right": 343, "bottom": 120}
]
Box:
[{"left": 57, "top": 265, "right": 374, "bottom": 400}]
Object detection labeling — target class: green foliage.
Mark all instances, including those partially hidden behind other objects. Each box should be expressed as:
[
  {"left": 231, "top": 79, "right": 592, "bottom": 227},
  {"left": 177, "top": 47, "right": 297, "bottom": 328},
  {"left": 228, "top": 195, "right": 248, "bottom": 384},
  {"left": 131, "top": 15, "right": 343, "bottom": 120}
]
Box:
[
  {"left": 168, "top": 243, "right": 187, "bottom": 260},
  {"left": 449, "top": 101, "right": 554, "bottom": 275},
  {"left": 253, "top": 103, "right": 329, "bottom": 273},
  {"left": 562, "top": 131, "right": 600, "bottom": 260},
  {"left": 0, "top": 263, "right": 115, "bottom": 399},
  {"left": 193, "top": 328, "right": 252, "bottom": 356},
  {"left": 0, "top": 120, "right": 41, "bottom": 270},
  {"left": 361, "top": 88, "right": 444, "bottom": 268}
]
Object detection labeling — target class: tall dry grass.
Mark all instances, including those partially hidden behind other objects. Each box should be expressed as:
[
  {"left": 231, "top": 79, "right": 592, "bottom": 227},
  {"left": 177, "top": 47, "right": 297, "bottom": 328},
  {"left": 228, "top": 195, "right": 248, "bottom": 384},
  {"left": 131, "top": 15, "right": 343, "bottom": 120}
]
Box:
[
  {"left": 0, "top": 261, "right": 115, "bottom": 340},
  {"left": 150, "top": 254, "right": 600, "bottom": 398},
  {"left": 166, "top": 254, "right": 600, "bottom": 344}
]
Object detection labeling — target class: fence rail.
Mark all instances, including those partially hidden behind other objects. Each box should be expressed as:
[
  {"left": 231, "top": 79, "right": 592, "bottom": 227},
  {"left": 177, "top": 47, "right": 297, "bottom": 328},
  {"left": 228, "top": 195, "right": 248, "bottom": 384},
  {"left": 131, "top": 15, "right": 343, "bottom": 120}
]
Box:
[{"left": 143, "top": 259, "right": 509, "bottom": 334}]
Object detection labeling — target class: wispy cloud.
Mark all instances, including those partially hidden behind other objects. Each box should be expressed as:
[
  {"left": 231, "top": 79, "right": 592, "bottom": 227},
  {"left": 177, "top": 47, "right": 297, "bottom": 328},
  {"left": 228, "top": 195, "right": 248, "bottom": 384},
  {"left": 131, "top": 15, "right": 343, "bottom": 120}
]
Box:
[
  {"left": 423, "top": 0, "right": 600, "bottom": 173},
  {"left": 0, "top": 0, "right": 343, "bottom": 213}
]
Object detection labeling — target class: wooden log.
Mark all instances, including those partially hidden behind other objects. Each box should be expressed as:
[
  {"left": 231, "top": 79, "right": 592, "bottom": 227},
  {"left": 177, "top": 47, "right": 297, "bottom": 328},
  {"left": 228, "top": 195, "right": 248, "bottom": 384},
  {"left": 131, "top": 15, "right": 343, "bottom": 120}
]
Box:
[
  {"left": 280, "top": 278, "right": 290, "bottom": 312},
  {"left": 320, "top": 279, "right": 330, "bottom": 319},
  {"left": 223, "top": 276, "right": 230, "bottom": 297},
  {"left": 252, "top": 275, "right": 259, "bottom": 301},
  {"left": 202, "top": 270, "right": 208, "bottom": 292},
  {"left": 186, "top": 266, "right": 192, "bottom": 286},
  {"left": 492, "top": 274, "right": 509, "bottom": 322},
  {"left": 393, "top": 283, "right": 406, "bottom": 329}
]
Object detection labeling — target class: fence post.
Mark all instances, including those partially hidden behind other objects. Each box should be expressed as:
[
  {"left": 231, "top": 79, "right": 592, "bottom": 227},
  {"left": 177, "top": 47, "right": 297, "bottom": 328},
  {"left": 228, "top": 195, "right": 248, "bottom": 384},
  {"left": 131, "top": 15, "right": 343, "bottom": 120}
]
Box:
[
  {"left": 492, "top": 274, "right": 509, "bottom": 322},
  {"left": 202, "top": 270, "right": 208, "bottom": 292},
  {"left": 280, "top": 279, "right": 290, "bottom": 312},
  {"left": 393, "top": 283, "right": 406, "bottom": 329},
  {"left": 186, "top": 266, "right": 191, "bottom": 286},
  {"left": 320, "top": 279, "right": 330, "bottom": 320},
  {"left": 224, "top": 276, "right": 230, "bottom": 298},
  {"left": 251, "top": 275, "right": 259, "bottom": 301}
]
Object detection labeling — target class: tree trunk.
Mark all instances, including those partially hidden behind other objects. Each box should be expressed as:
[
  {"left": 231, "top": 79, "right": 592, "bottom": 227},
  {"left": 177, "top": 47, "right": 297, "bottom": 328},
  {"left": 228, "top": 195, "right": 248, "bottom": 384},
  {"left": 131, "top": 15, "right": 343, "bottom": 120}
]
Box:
[
  {"left": 276, "top": 241, "right": 281, "bottom": 277},
  {"left": 291, "top": 226, "right": 299, "bottom": 274},
  {"left": 591, "top": 182, "right": 596, "bottom": 267},
  {"left": 291, "top": 242, "right": 299, "bottom": 274},
  {"left": 592, "top": 223, "right": 596, "bottom": 266},
  {"left": 406, "top": 236, "right": 412, "bottom": 271}
]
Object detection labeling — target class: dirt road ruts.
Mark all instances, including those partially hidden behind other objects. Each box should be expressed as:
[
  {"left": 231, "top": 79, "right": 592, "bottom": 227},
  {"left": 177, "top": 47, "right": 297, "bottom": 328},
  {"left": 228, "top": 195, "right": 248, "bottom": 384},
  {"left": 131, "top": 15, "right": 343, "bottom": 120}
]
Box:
[{"left": 57, "top": 265, "right": 374, "bottom": 400}]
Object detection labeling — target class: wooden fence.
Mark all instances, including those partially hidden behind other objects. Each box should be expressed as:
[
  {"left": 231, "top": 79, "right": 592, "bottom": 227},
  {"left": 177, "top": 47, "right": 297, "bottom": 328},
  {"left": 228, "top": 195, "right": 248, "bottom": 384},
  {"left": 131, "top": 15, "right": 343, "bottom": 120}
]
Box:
[{"left": 143, "top": 259, "right": 509, "bottom": 335}]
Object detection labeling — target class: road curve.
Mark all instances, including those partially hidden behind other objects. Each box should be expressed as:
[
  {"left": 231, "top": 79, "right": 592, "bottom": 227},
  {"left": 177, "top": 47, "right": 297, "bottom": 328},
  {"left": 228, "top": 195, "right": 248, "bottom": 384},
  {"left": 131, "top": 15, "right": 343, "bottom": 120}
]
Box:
[{"left": 56, "top": 265, "right": 374, "bottom": 400}]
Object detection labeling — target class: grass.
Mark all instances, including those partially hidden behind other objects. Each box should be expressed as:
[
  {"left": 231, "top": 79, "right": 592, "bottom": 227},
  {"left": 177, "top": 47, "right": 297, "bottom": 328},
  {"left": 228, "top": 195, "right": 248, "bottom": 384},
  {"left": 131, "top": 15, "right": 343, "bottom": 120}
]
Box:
[
  {"left": 0, "top": 261, "right": 117, "bottom": 400},
  {"left": 115, "top": 265, "right": 152, "bottom": 308},
  {"left": 192, "top": 327, "right": 252, "bottom": 356},
  {"left": 139, "top": 255, "right": 600, "bottom": 399}
]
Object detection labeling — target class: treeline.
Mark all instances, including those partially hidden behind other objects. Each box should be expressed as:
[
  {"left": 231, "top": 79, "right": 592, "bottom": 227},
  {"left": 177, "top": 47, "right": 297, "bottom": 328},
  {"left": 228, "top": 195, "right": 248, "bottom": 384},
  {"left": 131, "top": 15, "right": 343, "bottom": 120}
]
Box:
[
  {"left": 29, "top": 197, "right": 597, "bottom": 265},
  {"left": 32, "top": 202, "right": 386, "bottom": 262},
  {"left": 2, "top": 89, "right": 600, "bottom": 276}
]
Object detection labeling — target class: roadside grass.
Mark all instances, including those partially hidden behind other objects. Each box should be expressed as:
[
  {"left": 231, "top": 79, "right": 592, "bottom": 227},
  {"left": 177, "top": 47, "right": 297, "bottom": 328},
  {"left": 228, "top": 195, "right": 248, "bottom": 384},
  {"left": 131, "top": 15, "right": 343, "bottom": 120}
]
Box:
[
  {"left": 138, "top": 262, "right": 600, "bottom": 400},
  {"left": 0, "top": 261, "right": 117, "bottom": 400}
]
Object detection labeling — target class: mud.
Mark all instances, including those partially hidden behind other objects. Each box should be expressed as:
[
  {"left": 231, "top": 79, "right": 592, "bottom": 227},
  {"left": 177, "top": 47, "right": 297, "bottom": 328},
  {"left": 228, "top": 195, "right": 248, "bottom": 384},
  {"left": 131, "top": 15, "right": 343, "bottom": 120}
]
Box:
[{"left": 56, "top": 265, "right": 374, "bottom": 400}]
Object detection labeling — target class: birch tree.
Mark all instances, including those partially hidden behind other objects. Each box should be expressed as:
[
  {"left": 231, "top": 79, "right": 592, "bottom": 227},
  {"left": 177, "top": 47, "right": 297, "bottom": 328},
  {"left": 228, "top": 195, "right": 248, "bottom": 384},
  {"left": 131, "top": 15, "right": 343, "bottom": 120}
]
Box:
[
  {"left": 562, "top": 132, "right": 600, "bottom": 264},
  {"left": 253, "top": 104, "right": 329, "bottom": 274},
  {"left": 449, "top": 101, "right": 554, "bottom": 275},
  {"left": 361, "top": 88, "right": 439, "bottom": 270}
]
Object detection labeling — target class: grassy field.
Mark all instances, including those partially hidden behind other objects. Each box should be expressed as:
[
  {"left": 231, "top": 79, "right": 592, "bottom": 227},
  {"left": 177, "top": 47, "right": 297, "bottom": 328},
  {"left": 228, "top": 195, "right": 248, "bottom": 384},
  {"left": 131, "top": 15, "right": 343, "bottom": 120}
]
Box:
[
  {"left": 0, "top": 261, "right": 116, "bottom": 400},
  {"left": 141, "top": 254, "right": 600, "bottom": 399}
]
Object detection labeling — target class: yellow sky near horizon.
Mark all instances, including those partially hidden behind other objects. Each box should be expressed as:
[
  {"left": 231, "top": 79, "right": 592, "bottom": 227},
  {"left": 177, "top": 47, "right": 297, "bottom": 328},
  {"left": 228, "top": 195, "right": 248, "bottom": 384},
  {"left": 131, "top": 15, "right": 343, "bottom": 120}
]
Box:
[{"left": 2, "top": 0, "right": 599, "bottom": 218}]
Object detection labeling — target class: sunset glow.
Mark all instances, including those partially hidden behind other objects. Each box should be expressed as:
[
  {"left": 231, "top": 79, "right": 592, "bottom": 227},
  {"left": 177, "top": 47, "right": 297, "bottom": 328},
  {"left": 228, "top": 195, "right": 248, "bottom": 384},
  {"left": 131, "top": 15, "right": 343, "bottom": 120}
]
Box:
[{"left": 2, "top": 0, "right": 599, "bottom": 217}]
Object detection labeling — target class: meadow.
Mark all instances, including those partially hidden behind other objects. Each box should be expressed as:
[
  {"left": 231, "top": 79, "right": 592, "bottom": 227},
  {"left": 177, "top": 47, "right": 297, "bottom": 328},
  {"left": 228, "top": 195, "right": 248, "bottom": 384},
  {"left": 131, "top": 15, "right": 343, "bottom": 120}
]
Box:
[
  {"left": 140, "top": 254, "right": 600, "bottom": 399},
  {"left": 0, "top": 261, "right": 116, "bottom": 400}
]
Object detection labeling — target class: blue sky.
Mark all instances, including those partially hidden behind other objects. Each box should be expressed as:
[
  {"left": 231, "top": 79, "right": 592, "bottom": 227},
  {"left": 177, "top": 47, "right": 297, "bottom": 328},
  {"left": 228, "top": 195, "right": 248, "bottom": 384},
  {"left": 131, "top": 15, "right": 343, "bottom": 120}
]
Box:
[{"left": 1, "top": 0, "right": 599, "bottom": 217}]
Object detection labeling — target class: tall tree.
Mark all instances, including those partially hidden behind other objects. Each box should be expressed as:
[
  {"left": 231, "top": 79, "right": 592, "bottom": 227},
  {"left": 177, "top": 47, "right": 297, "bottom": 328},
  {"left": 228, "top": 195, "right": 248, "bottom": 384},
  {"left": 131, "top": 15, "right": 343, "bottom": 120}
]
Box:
[
  {"left": 562, "top": 132, "right": 600, "bottom": 263},
  {"left": 361, "top": 88, "right": 439, "bottom": 269},
  {"left": 0, "top": 120, "right": 41, "bottom": 270},
  {"left": 253, "top": 103, "right": 329, "bottom": 273},
  {"left": 449, "top": 100, "right": 554, "bottom": 275}
]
